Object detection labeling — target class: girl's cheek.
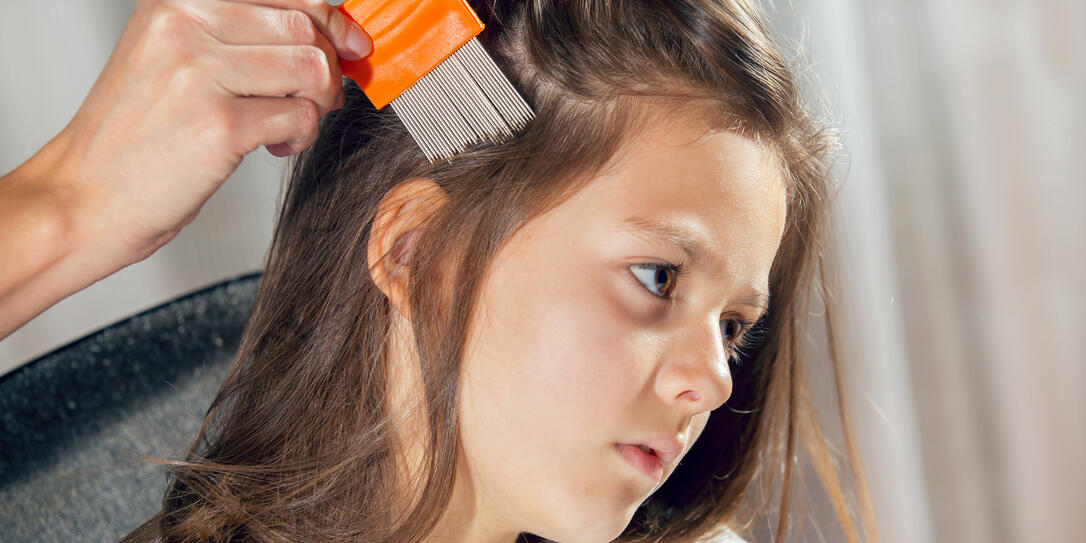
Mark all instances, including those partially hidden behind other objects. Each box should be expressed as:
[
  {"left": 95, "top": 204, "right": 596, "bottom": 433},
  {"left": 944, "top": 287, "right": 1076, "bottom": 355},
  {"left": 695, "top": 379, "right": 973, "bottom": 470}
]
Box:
[
  {"left": 586, "top": 283, "right": 659, "bottom": 374},
  {"left": 606, "top": 269, "right": 665, "bottom": 326}
]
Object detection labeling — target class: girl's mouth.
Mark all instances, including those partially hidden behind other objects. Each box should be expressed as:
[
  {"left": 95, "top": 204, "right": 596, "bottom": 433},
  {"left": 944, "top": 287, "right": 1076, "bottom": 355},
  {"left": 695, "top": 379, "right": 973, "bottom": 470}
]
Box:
[{"left": 614, "top": 443, "right": 664, "bottom": 481}]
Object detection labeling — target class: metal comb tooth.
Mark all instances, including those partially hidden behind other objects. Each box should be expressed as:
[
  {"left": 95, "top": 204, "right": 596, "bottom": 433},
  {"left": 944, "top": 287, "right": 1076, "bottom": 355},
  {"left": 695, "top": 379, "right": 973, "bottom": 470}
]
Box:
[{"left": 389, "top": 37, "right": 535, "bottom": 163}]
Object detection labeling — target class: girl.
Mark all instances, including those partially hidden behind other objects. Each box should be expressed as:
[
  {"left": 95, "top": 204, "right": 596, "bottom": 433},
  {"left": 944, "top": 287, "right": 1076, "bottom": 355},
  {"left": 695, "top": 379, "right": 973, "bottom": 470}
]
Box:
[{"left": 124, "top": 1, "right": 877, "bottom": 542}]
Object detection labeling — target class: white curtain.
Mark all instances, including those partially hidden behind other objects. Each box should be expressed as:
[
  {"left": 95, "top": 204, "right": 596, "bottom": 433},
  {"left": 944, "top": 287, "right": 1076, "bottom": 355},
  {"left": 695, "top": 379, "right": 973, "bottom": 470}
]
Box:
[
  {"left": 2, "top": 2, "right": 1083, "bottom": 543},
  {"left": 763, "top": 1, "right": 1085, "bottom": 542}
]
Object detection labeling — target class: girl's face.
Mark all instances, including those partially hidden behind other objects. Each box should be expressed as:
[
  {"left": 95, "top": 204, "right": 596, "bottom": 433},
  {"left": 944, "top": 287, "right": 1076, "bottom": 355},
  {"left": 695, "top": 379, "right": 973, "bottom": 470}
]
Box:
[{"left": 451, "top": 113, "right": 789, "bottom": 543}]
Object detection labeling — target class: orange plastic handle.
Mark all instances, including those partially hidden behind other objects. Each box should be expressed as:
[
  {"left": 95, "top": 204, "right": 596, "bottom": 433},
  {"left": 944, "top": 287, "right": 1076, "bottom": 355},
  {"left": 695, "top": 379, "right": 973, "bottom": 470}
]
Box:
[{"left": 337, "top": 0, "right": 485, "bottom": 109}]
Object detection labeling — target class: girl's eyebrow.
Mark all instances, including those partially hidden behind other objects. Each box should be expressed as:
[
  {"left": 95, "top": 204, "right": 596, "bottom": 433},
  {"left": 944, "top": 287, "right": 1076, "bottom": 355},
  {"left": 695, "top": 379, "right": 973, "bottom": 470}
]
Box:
[
  {"left": 620, "top": 215, "right": 716, "bottom": 271},
  {"left": 618, "top": 215, "right": 770, "bottom": 317}
]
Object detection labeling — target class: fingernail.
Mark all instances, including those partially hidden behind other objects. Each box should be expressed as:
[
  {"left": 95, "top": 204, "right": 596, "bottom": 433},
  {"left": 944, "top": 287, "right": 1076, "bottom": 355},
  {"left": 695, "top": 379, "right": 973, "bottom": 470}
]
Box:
[{"left": 345, "top": 22, "right": 372, "bottom": 60}]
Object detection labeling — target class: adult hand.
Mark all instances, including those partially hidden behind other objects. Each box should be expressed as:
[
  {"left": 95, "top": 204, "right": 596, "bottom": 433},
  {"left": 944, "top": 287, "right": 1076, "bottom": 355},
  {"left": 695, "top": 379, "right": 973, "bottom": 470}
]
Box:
[
  {"left": 55, "top": 0, "right": 371, "bottom": 263},
  {"left": 0, "top": 0, "right": 371, "bottom": 339}
]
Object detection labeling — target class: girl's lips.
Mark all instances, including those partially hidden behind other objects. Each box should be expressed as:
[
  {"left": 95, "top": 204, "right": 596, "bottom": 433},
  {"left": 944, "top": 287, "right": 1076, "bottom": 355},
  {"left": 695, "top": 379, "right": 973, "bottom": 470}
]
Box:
[{"left": 615, "top": 443, "right": 664, "bottom": 481}]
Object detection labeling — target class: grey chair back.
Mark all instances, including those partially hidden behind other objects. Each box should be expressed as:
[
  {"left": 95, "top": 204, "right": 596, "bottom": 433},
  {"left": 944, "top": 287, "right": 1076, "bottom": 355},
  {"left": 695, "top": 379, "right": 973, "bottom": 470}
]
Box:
[{"left": 0, "top": 273, "right": 260, "bottom": 542}]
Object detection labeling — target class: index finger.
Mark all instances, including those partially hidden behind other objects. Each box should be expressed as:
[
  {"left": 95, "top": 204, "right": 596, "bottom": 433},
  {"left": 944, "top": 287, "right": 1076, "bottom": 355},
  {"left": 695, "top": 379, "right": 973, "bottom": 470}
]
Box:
[{"left": 224, "top": 0, "right": 372, "bottom": 60}]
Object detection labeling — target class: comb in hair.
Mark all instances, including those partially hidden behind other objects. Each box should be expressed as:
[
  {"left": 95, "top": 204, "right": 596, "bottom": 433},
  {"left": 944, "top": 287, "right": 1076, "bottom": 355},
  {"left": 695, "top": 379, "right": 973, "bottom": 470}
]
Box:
[{"left": 337, "top": 0, "right": 535, "bottom": 162}]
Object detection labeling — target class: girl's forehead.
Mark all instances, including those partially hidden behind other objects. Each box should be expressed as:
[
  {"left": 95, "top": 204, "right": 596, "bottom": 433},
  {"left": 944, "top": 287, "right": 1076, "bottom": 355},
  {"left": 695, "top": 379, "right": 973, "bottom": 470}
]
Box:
[
  {"left": 518, "top": 117, "right": 788, "bottom": 290},
  {"left": 571, "top": 116, "right": 787, "bottom": 235}
]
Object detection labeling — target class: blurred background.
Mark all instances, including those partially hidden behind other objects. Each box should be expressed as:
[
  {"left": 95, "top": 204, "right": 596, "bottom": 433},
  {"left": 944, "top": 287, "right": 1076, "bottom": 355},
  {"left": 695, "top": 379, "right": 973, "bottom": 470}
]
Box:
[{"left": 1, "top": 1, "right": 1082, "bottom": 542}]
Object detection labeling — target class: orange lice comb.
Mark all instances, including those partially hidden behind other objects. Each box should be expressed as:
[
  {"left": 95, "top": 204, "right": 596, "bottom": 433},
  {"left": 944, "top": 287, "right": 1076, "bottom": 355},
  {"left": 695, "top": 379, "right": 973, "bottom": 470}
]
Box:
[{"left": 337, "top": 0, "right": 535, "bottom": 162}]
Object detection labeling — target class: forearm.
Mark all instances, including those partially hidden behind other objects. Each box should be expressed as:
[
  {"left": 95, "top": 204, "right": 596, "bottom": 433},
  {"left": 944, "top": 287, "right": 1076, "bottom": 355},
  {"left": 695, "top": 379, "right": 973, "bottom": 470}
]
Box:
[{"left": 0, "top": 139, "right": 118, "bottom": 340}]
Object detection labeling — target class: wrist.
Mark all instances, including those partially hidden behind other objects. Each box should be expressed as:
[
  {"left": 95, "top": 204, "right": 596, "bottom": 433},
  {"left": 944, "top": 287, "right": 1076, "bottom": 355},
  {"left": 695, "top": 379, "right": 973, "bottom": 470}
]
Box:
[
  {"left": 0, "top": 130, "right": 147, "bottom": 339},
  {"left": 1, "top": 143, "right": 77, "bottom": 272},
  {"left": 1, "top": 130, "right": 125, "bottom": 288},
  {"left": 0, "top": 153, "right": 77, "bottom": 336},
  {"left": 34, "top": 126, "right": 176, "bottom": 270},
  {"left": 29, "top": 127, "right": 134, "bottom": 263}
]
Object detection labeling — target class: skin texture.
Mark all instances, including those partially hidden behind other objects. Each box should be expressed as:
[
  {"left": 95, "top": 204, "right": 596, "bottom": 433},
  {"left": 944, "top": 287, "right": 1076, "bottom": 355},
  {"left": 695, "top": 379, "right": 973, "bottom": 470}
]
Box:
[{"left": 368, "top": 112, "right": 788, "bottom": 543}]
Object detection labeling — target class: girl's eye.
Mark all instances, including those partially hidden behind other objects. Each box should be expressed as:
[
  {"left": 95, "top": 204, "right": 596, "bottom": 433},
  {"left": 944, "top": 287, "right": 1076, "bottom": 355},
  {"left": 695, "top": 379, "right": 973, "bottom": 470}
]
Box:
[
  {"left": 720, "top": 318, "right": 747, "bottom": 344},
  {"left": 628, "top": 262, "right": 757, "bottom": 351},
  {"left": 629, "top": 262, "right": 679, "bottom": 298}
]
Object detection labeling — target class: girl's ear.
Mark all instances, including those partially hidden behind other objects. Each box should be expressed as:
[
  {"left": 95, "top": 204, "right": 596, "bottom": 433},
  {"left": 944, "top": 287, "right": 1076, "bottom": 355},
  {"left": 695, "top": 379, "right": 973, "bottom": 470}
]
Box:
[{"left": 367, "top": 178, "right": 449, "bottom": 319}]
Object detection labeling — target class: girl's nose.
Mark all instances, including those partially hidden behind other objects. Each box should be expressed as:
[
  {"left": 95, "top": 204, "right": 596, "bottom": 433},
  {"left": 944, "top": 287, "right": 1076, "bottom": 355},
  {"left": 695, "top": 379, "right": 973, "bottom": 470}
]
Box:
[{"left": 659, "top": 318, "right": 734, "bottom": 413}]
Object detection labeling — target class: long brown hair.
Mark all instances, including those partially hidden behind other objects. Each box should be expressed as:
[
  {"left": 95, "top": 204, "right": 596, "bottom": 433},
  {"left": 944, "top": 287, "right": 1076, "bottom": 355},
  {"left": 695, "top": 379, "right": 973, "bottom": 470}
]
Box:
[{"left": 122, "top": 1, "right": 877, "bottom": 542}]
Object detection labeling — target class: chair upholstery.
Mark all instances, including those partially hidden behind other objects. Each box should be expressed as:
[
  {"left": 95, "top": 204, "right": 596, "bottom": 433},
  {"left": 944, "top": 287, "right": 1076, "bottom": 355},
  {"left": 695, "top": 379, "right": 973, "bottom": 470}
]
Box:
[{"left": 0, "top": 273, "right": 261, "bottom": 542}]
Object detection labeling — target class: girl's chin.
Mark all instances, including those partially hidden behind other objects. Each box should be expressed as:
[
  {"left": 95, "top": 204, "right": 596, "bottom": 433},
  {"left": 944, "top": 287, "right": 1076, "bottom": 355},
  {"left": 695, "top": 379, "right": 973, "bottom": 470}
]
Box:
[{"left": 553, "top": 505, "right": 640, "bottom": 543}]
